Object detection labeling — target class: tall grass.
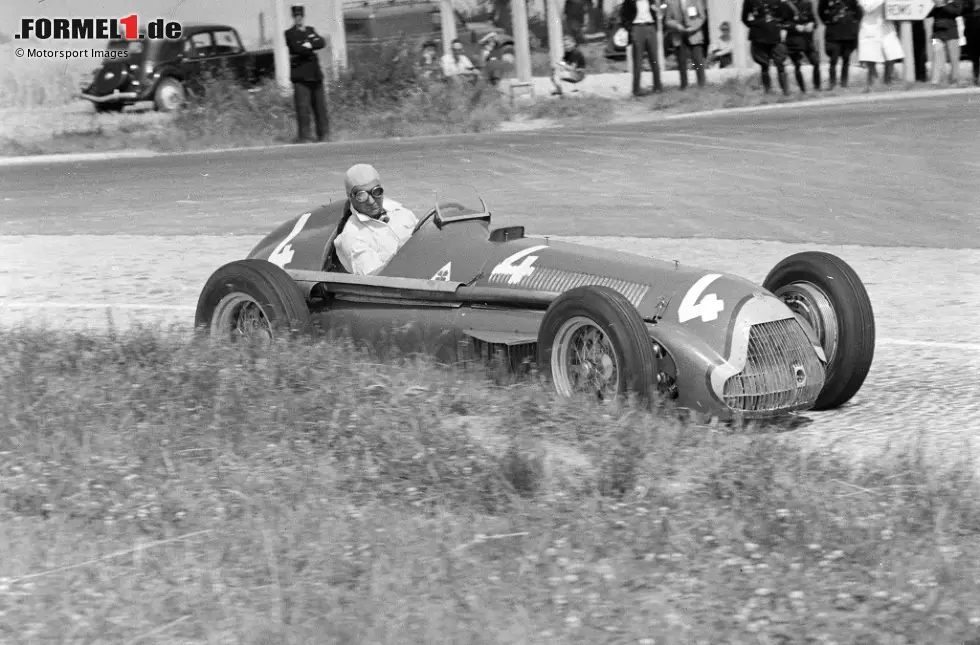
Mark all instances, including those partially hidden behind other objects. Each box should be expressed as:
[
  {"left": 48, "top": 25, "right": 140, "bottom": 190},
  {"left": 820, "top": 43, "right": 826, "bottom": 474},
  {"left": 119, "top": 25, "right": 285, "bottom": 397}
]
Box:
[
  {"left": 0, "top": 44, "right": 98, "bottom": 108},
  {"left": 2, "top": 323, "right": 980, "bottom": 644}
]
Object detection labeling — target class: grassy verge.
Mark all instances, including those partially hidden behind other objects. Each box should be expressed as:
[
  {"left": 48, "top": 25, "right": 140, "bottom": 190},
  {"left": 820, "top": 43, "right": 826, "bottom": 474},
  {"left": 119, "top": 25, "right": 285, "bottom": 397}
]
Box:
[
  {"left": 1, "top": 36, "right": 975, "bottom": 157},
  {"left": 2, "top": 325, "right": 980, "bottom": 644}
]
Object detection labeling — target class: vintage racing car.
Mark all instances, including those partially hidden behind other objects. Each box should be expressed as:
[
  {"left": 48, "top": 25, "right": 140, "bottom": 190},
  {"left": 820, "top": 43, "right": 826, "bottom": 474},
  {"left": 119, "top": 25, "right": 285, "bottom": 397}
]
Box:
[{"left": 195, "top": 186, "right": 875, "bottom": 421}]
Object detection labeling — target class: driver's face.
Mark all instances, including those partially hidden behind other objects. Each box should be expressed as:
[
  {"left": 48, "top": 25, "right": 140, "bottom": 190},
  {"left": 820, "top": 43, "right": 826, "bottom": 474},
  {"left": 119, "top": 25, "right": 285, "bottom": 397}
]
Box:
[{"left": 351, "top": 180, "right": 386, "bottom": 218}]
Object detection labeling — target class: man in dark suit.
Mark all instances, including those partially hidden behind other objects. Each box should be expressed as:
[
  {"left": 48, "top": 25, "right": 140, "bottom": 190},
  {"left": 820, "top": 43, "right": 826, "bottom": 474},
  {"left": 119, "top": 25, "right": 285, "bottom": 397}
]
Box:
[
  {"left": 817, "top": 0, "right": 861, "bottom": 89},
  {"left": 741, "top": 0, "right": 793, "bottom": 94},
  {"left": 620, "top": 0, "right": 664, "bottom": 95},
  {"left": 285, "top": 5, "right": 329, "bottom": 143}
]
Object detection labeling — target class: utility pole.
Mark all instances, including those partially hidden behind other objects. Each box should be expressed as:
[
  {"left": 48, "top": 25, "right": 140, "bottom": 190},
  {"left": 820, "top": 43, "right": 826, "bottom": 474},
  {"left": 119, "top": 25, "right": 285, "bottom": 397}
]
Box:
[
  {"left": 271, "top": 0, "right": 290, "bottom": 90},
  {"left": 546, "top": 0, "right": 564, "bottom": 71},
  {"left": 512, "top": 0, "right": 533, "bottom": 81},
  {"left": 440, "top": 0, "right": 458, "bottom": 57},
  {"left": 328, "top": 0, "right": 348, "bottom": 74}
]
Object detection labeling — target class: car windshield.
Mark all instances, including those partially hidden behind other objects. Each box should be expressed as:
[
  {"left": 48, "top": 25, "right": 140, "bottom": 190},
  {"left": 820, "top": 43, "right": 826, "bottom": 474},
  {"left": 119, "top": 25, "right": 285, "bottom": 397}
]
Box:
[
  {"left": 434, "top": 185, "right": 487, "bottom": 221},
  {"left": 102, "top": 38, "right": 144, "bottom": 61}
]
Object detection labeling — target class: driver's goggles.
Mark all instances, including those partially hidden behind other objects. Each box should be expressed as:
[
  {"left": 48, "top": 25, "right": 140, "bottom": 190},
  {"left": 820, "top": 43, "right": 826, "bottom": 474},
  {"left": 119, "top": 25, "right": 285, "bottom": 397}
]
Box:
[{"left": 352, "top": 186, "right": 384, "bottom": 203}]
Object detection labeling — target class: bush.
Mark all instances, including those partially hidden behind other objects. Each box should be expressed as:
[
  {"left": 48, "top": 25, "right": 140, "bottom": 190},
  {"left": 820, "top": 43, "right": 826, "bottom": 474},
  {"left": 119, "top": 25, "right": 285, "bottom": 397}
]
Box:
[{"left": 167, "top": 40, "right": 510, "bottom": 148}]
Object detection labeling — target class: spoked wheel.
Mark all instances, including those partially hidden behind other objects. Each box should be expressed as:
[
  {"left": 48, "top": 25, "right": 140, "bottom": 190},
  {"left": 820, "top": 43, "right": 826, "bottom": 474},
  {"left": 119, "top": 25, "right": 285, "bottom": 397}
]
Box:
[
  {"left": 195, "top": 259, "right": 312, "bottom": 341},
  {"left": 209, "top": 292, "right": 275, "bottom": 343},
  {"left": 537, "top": 285, "right": 658, "bottom": 404},
  {"left": 551, "top": 316, "right": 621, "bottom": 401}
]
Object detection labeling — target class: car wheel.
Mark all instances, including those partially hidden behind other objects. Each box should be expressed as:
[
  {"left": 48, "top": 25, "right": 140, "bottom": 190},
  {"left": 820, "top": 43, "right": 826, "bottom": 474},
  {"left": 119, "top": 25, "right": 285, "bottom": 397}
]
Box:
[
  {"left": 195, "top": 259, "right": 312, "bottom": 342},
  {"left": 763, "top": 251, "right": 875, "bottom": 411},
  {"left": 537, "top": 285, "right": 658, "bottom": 403},
  {"left": 154, "top": 77, "right": 185, "bottom": 112}
]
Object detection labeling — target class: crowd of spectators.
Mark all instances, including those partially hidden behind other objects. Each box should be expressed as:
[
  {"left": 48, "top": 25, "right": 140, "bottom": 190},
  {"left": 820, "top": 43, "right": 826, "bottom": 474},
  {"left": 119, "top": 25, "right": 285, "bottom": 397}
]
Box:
[
  {"left": 741, "top": 0, "right": 979, "bottom": 94},
  {"left": 286, "top": 0, "right": 979, "bottom": 141},
  {"left": 408, "top": 0, "right": 980, "bottom": 97}
]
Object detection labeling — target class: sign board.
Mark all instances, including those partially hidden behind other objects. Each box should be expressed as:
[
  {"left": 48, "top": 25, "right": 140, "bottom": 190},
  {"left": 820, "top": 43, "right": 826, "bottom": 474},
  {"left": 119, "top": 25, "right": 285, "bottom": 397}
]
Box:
[{"left": 885, "top": 0, "right": 935, "bottom": 20}]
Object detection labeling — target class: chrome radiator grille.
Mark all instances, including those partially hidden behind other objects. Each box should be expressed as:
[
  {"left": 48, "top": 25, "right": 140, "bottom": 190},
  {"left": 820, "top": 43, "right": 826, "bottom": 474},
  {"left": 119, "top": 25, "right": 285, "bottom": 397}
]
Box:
[{"left": 723, "top": 318, "right": 825, "bottom": 412}]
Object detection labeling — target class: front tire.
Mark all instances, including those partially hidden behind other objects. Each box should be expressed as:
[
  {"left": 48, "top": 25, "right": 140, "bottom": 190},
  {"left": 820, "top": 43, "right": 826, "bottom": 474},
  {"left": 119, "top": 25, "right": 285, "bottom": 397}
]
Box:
[
  {"left": 154, "top": 77, "right": 185, "bottom": 112},
  {"left": 537, "top": 285, "right": 658, "bottom": 403},
  {"left": 195, "top": 259, "right": 312, "bottom": 342},
  {"left": 763, "top": 251, "right": 875, "bottom": 411}
]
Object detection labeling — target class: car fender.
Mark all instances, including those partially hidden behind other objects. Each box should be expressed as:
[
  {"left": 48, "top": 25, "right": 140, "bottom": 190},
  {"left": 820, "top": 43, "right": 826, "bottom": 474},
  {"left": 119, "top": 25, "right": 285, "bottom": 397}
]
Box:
[{"left": 648, "top": 291, "right": 826, "bottom": 416}]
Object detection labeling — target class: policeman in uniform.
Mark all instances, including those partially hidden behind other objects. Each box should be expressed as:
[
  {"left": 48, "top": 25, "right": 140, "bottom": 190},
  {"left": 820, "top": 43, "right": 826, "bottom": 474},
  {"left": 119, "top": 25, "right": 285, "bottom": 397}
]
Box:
[{"left": 285, "top": 5, "right": 329, "bottom": 142}]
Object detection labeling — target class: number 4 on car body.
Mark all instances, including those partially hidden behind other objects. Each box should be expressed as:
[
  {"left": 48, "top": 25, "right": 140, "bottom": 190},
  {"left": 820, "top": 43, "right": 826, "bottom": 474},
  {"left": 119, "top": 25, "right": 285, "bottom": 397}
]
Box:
[{"left": 678, "top": 273, "right": 725, "bottom": 323}]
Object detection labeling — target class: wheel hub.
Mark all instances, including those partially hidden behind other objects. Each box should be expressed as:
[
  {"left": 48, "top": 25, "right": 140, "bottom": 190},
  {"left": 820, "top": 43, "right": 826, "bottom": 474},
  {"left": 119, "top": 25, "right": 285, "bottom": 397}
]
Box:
[
  {"left": 211, "top": 292, "right": 274, "bottom": 343},
  {"left": 552, "top": 316, "right": 620, "bottom": 401},
  {"left": 775, "top": 281, "right": 839, "bottom": 364},
  {"left": 160, "top": 84, "right": 183, "bottom": 110}
]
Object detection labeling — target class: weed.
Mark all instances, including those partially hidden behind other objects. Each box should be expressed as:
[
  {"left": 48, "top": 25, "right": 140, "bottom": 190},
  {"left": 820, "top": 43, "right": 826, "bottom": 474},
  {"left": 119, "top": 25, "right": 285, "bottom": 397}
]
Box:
[{"left": 2, "top": 325, "right": 980, "bottom": 643}]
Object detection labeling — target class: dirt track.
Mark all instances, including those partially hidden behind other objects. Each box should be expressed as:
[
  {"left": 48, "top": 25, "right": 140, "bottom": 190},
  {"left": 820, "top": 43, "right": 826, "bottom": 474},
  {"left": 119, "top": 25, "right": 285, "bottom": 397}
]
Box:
[{"left": 1, "top": 94, "right": 978, "bottom": 464}]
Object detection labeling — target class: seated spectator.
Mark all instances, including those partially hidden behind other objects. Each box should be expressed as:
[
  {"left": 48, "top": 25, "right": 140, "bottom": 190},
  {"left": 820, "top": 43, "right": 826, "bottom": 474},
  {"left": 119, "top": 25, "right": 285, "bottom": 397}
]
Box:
[
  {"left": 552, "top": 35, "right": 587, "bottom": 96},
  {"left": 479, "top": 31, "right": 511, "bottom": 85},
  {"left": 441, "top": 39, "right": 480, "bottom": 80},
  {"left": 418, "top": 40, "right": 441, "bottom": 79},
  {"left": 479, "top": 32, "right": 502, "bottom": 64},
  {"left": 707, "top": 20, "right": 734, "bottom": 67}
]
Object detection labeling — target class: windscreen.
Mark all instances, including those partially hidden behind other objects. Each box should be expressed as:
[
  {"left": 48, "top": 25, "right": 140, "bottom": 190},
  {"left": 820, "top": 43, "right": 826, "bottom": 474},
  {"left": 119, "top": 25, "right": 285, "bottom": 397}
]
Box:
[{"left": 101, "top": 38, "right": 145, "bottom": 62}]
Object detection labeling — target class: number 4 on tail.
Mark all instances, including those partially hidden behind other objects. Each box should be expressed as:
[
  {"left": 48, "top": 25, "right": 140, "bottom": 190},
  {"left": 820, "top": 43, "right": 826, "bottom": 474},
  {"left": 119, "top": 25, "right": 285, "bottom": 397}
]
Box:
[{"left": 678, "top": 274, "right": 725, "bottom": 323}]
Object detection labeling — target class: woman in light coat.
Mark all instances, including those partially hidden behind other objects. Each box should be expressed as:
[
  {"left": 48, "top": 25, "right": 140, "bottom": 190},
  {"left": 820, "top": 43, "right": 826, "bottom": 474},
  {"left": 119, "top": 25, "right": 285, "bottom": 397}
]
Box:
[{"left": 857, "top": 0, "right": 905, "bottom": 88}]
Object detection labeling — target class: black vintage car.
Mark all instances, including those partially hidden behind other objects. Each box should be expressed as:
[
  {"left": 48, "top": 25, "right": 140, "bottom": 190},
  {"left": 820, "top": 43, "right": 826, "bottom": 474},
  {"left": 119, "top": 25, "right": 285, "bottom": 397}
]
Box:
[{"left": 79, "top": 23, "right": 275, "bottom": 112}]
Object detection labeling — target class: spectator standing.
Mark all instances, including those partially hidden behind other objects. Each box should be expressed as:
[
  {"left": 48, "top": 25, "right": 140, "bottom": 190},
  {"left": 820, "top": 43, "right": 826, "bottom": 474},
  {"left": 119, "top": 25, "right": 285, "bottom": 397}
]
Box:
[
  {"left": 785, "top": 0, "right": 822, "bottom": 91},
  {"left": 707, "top": 21, "right": 735, "bottom": 67},
  {"left": 928, "top": 0, "right": 965, "bottom": 84},
  {"left": 665, "top": 0, "right": 708, "bottom": 88},
  {"left": 741, "top": 0, "right": 794, "bottom": 95},
  {"left": 965, "top": 0, "right": 980, "bottom": 84},
  {"left": 912, "top": 21, "right": 929, "bottom": 81},
  {"left": 565, "top": 0, "right": 588, "bottom": 43},
  {"left": 857, "top": 0, "right": 904, "bottom": 89},
  {"left": 285, "top": 4, "right": 329, "bottom": 143},
  {"left": 620, "top": 0, "right": 665, "bottom": 95},
  {"left": 441, "top": 39, "right": 480, "bottom": 80},
  {"left": 552, "top": 35, "right": 588, "bottom": 95},
  {"left": 818, "top": 0, "right": 862, "bottom": 89}
]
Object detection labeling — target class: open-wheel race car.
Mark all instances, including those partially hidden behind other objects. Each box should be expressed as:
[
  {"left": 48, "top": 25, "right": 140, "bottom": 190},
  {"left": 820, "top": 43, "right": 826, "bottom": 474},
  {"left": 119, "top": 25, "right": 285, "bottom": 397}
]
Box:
[{"left": 195, "top": 186, "right": 875, "bottom": 422}]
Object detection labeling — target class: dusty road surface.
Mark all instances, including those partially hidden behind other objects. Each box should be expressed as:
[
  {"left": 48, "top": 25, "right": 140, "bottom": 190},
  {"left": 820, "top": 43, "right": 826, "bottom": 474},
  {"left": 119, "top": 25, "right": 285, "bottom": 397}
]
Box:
[
  {"left": 1, "top": 92, "right": 978, "bottom": 246},
  {"left": 1, "top": 93, "right": 978, "bottom": 465}
]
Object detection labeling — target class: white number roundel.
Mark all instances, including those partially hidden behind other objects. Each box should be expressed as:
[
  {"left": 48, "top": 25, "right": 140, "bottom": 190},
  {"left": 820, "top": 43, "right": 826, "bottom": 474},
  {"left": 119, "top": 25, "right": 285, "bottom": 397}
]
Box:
[{"left": 678, "top": 274, "right": 725, "bottom": 323}]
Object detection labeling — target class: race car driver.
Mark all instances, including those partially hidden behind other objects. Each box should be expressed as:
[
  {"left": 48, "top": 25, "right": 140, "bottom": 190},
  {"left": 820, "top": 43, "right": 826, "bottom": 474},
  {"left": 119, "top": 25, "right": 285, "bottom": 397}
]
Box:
[{"left": 334, "top": 164, "right": 419, "bottom": 275}]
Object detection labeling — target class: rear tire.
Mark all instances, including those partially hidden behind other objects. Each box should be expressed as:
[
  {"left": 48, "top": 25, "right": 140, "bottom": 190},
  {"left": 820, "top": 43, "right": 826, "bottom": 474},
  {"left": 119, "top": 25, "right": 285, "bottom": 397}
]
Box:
[
  {"left": 537, "top": 285, "right": 658, "bottom": 403},
  {"left": 195, "top": 259, "right": 312, "bottom": 341},
  {"left": 763, "top": 251, "right": 875, "bottom": 410}
]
